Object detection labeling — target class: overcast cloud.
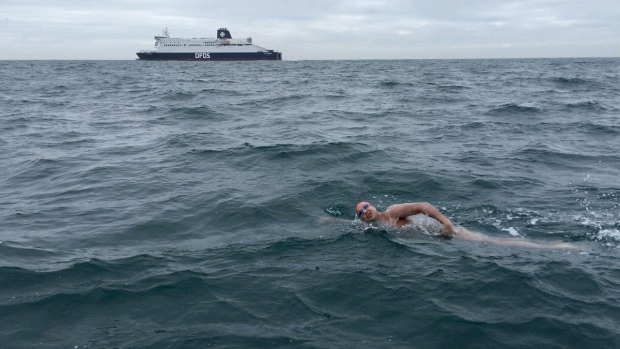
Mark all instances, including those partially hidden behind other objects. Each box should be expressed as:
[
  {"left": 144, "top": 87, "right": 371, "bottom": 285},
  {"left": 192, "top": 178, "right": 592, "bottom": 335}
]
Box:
[{"left": 1, "top": 0, "right": 619, "bottom": 59}]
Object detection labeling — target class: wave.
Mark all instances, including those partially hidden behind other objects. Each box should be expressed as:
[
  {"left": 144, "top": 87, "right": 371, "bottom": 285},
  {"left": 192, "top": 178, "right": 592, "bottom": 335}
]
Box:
[
  {"left": 564, "top": 100, "right": 608, "bottom": 111},
  {"left": 4, "top": 157, "right": 66, "bottom": 184},
  {"left": 512, "top": 146, "right": 619, "bottom": 165},
  {"left": 236, "top": 93, "right": 307, "bottom": 107},
  {"left": 470, "top": 178, "right": 504, "bottom": 189},
  {"left": 166, "top": 105, "right": 219, "bottom": 119},
  {"left": 551, "top": 77, "right": 590, "bottom": 86},
  {"left": 524, "top": 121, "right": 620, "bottom": 137},
  {"left": 438, "top": 85, "right": 470, "bottom": 92},
  {"left": 160, "top": 90, "right": 198, "bottom": 101},
  {"left": 0, "top": 242, "right": 61, "bottom": 260},
  {"left": 189, "top": 141, "right": 374, "bottom": 167},
  {"left": 461, "top": 121, "right": 487, "bottom": 129},
  {"left": 577, "top": 123, "right": 620, "bottom": 135},
  {"left": 158, "top": 132, "right": 228, "bottom": 149},
  {"left": 486, "top": 103, "right": 543, "bottom": 116},
  {"left": 1, "top": 228, "right": 618, "bottom": 347},
  {"left": 379, "top": 80, "right": 401, "bottom": 87},
  {"left": 199, "top": 88, "right": 248, "bottom": 97}
]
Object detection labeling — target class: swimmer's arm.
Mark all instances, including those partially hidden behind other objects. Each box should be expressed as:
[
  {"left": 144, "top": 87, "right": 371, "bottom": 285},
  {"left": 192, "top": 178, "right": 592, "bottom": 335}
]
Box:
[{"left": 386, "top": 203, "right": 454, "bottom": 237}]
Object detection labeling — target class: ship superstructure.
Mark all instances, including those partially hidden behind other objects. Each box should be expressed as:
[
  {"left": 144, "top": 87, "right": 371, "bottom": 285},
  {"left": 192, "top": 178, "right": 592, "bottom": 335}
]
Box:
[{"left": 137, "top": 28, "right": 282, "bottom": 61}]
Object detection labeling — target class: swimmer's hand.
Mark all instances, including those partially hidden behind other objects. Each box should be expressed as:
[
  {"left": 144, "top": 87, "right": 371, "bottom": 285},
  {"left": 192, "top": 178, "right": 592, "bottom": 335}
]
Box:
[
  {"left": 317, "top": 217, "right": 335, "bottom": 224},
  {"left": 442, "top": 223, "right": 454, "bottom": 238}
]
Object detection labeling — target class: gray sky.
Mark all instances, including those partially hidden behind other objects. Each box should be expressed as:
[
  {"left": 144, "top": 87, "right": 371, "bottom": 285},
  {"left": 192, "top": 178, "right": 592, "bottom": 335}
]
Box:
[{"left": 1, "top": 0, "right": 619, "bottom": 60}]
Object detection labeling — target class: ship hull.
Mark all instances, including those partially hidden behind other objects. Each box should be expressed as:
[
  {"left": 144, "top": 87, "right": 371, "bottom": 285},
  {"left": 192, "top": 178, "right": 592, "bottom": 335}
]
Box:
[{"left": 136, "top": 51, "right": 282, "bottom": 61}]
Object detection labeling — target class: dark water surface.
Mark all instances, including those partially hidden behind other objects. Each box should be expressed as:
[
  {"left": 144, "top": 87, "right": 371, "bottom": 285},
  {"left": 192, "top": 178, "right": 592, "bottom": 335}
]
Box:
[{"left": 1, "top": 59, "right": 619, "bottom": 348}]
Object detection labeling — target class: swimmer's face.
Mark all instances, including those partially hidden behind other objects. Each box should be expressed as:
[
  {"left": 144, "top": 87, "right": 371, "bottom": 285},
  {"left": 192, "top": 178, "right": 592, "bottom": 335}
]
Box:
[{"left": 356, "top": 202, "right": 377, "bottom": 222}]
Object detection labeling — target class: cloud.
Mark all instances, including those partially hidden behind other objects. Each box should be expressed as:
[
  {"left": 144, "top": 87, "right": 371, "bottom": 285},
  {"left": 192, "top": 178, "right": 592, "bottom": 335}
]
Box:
[{"left": 1, "top": 0, "right": 619, "bottom": 59}]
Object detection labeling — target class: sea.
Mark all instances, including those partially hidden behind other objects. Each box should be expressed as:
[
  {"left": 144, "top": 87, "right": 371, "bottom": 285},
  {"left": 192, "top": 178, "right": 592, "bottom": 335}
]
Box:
[{"left": 1, "top": 58, "right": 619, "bottom": 349}]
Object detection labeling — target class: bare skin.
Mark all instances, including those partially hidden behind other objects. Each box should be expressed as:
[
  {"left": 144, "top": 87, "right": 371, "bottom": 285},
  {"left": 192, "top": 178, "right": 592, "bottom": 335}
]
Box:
[
  {"left": 357, "top": 202, "right": 455, "bottom": 238},
  {"left": 356, "top": 201, "right": 576, "bottom": 250}
]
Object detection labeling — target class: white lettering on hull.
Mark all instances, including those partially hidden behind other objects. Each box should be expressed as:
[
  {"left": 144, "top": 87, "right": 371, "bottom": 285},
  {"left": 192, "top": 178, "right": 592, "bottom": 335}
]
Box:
[{"left": 195, "top": 53, "right": 211, "bottom": 59}]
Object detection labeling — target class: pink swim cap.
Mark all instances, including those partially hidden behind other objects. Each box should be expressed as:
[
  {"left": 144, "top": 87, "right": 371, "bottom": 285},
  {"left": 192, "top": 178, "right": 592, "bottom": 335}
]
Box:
[{"left": 356, "top": 201, "right": 370, "bottom": 214}]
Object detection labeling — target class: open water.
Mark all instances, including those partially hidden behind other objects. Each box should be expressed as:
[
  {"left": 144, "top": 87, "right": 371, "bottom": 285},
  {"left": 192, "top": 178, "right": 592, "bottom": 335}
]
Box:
[{"left": 1, "top": 58, "right": 619, "bottom": 348}]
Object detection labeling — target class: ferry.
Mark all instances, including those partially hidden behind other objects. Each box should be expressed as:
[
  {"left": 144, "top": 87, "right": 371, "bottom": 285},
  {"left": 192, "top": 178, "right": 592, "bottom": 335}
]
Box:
[{"left": 137, "top": 28, "right": 282, "bottom": 61}]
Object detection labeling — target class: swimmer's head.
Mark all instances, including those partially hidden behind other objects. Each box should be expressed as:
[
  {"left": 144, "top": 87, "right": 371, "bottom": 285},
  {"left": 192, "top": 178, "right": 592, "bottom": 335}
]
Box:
[{"left": 356, "top": 201, "right": 372, "bottom": 221}]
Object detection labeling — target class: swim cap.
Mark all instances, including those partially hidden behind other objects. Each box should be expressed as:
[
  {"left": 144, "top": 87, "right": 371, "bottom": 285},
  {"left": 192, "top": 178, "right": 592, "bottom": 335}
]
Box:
[{"left": 356, "top": 201, "right": 370, "bottom": 214}]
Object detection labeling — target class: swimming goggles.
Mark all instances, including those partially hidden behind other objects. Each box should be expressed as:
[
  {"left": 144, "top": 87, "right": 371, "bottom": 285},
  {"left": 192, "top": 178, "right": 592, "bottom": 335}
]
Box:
[{"left": 357, "top": 203, "right": 370, "bottom": 218}]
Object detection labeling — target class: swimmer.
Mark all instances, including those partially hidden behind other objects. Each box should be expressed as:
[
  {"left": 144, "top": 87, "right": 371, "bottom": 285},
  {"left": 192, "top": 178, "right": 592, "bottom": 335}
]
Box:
[
  {"left": 355, "top": 201, "right": 576, "bottom": 249},
  {"left": 356, "top": 201, "right": 455, "bottom": 237}
]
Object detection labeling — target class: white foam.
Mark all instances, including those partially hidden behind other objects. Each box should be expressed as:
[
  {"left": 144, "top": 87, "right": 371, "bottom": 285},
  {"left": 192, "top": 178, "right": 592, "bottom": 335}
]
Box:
[
  {"left": 596, "top": 229, "right": 620, "bottom": 241},
  {"left": 502, "top": 227, "right": 520, "bottom": 236},
  {"left": 576, "top": 215, "right": 599, "bottom": 227},
  {"left": 530, "top": 218, "right": 539, "bottom": 225},
  {"left": 325, "top": 206, "right": 341, "bottom": 216}
]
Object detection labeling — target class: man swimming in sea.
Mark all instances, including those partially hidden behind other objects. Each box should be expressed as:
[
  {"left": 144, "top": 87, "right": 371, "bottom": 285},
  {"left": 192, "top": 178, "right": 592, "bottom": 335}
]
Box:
[
  {"left": 356, "top": 201, "right": 455, "bottom": 237},
  {"left": 355, "top": 201, "right": 575, "bottom": 249}
]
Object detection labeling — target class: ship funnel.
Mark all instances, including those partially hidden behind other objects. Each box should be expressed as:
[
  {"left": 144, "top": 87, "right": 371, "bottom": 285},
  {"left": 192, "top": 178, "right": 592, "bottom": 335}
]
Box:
[{"left": 217, "top": 28, "right": 232, "bottom": 39}]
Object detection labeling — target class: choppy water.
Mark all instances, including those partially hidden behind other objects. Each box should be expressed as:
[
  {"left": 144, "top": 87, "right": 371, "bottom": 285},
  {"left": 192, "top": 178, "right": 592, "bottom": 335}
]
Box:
[{"left": 1, "top": 58, "right": 619, "bottom": 348}]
